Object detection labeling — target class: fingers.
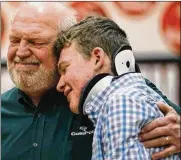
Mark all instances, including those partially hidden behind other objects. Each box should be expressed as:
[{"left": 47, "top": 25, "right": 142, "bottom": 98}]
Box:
[
  {"left": 141, "top": 111, "right": 179, "bottom": 134},
  {"left": 151, "top": 145, "right": 177, "bottom": 160},
  {"left": 142, "top": 136, "right": 173, "bottom": 148},
  {"left": 141, "top": 102, "right": 178, "bottom": 134},
  {"left": 139, "top": 125, "right": 171, "bottom": 141},
  {"left": 156, "top": 102, "right": 175, "bottom": 115},
  {"left": 140, "top": 117, "right": 168, "bottom": 133}
]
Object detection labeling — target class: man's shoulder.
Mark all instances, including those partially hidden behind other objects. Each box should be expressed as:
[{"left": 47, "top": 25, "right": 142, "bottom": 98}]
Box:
[
  {"left": 1, "top": 87, "right": 18, "bottom": 100},
  {"left": 109, "top": 86, "right": 137, "bottom": 98},
  {"left": 1, "top": 87, "right": 19, "bottom": 107},
  {"left": 107, "top": 83, "right": 150, "bottom": 105}
]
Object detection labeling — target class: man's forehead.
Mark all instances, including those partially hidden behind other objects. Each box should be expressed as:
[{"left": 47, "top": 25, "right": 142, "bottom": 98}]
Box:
[
  {"left": 12, "top": 13, "right": 59, "bottom": 31},
  {"left": 58, "top": 54, "right": 69, "bottom": 66},
  {"left": 58, "top": 48, "right": 72, "bottom": 64},
  {"left": 12, "top": 21, "right": 46, "bottom": 31},
  {"left": 57, "top": 42, "right": 79, "bottom": 65},
  {"left": 10, "top": 21, "right": 57, "bottom": 38}
]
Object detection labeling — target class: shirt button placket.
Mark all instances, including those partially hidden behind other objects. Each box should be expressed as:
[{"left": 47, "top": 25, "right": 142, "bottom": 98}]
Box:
[
  {"left": 33, "top": 143, "right": 38, "bottom": 148},
  {"left": 38, "top": 113, "right": 42, "bottom": 118}
]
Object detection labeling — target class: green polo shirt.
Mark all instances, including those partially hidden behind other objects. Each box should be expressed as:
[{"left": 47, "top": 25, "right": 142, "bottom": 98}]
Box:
[{"left": 1, "top": 88, "right": 94, "bottom": 160}]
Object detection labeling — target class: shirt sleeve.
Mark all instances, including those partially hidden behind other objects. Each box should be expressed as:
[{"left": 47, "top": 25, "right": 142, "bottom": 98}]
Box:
[
  {"left": 145, "top": 78, "right": 181, "bottom": 115},
  {"left": 103, "top": 94, "right": 162, "bottom": 160}
]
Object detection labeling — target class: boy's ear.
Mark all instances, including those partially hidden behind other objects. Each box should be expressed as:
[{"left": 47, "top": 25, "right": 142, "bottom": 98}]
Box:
[{"left": 91, "top": 47, "right": 105, "bottom": 71}]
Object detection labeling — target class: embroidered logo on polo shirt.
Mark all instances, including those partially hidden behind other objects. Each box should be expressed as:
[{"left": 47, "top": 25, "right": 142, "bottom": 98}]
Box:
[{"left": 71, "top": 126, "right": 94, "bottom": 136}]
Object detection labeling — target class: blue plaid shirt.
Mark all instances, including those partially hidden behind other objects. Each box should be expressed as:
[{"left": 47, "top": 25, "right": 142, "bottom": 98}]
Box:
[{"left": 84, "top": 73, "right": 179, "bottom": 160}]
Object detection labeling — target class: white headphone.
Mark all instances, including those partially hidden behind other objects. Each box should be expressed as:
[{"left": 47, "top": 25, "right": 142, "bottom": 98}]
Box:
[{"left": 112, "top": 44, "right": 136, "bottom": 75}]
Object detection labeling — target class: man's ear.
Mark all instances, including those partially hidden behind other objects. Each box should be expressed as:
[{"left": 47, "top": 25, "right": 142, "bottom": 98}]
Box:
[{"left": 91, "top": 47, "right": 105, "bottom": 71}]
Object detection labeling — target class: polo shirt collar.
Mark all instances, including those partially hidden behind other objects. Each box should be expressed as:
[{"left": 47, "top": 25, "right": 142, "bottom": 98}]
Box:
[{"left": 17, "top": 88, "right": 63, "bottom": 112}]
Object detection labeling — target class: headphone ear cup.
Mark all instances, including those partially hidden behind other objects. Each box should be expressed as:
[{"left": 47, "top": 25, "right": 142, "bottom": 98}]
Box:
[
  {"left": 112, "top": 45, "right": 135, "bottom": 76},
  {"left": 114, "top": 49, "right": 135, "bottom": 75}
]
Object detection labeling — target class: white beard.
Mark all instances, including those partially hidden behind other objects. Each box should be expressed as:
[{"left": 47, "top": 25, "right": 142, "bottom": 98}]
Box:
[{"left": 8, "top": 63, "right": 59, "bottom": 93}]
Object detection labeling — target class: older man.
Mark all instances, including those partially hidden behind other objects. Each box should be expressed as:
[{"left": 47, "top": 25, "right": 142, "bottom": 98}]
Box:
[
  {"left": 1, "top": 2, "right": 180, "bottom": 160},
  {"left": 1, "top": 2, "right": 94, "bottom": 160}
]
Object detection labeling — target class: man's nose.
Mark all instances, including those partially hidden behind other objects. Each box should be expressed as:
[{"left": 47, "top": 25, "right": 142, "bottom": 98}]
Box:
[
  {"left": 16, "top": 39, "right": 31, "bottom": 58},
  {"left": 56, "top": 76, "right": 65, "bottom": 92}
]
